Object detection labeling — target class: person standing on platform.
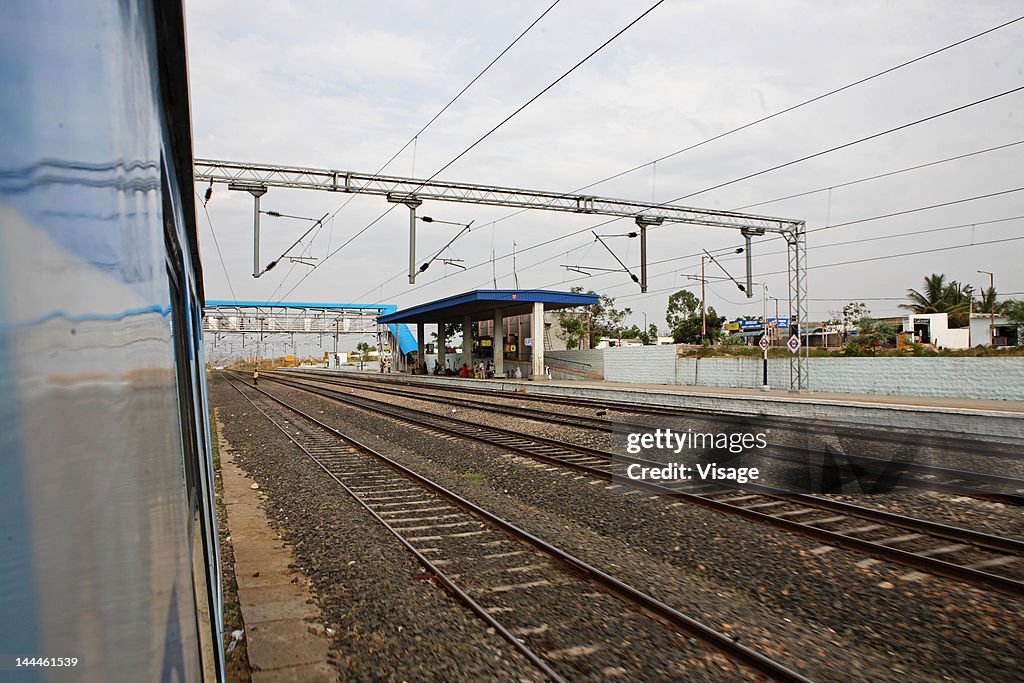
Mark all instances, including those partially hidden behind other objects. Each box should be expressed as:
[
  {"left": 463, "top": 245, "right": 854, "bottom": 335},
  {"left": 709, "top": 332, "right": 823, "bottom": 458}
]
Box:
[
  {"left": 486, "top": 360, "right": 495, "bottom": 378},
  {"left": 458, "top": 363, "right": 470, "bottom": 378}
]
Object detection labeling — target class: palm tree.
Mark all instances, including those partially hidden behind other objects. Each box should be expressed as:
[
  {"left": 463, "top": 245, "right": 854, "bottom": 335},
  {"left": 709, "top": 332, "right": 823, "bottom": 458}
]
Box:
[
  {"left": 977, "top": 286, "right": 1001, "bottom": 315},
  {"left": 901, "top": 273, "right": 974, "bottom": 327}
]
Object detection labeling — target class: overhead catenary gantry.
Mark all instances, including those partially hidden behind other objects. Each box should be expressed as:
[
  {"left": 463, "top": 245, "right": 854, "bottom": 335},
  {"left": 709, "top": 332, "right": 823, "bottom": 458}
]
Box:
[
  {"left": 202, "top": 300, "right": 416, "bottom": 367},
  {"left": 195, "top": 158, "right": 809, "bottom": 390}
]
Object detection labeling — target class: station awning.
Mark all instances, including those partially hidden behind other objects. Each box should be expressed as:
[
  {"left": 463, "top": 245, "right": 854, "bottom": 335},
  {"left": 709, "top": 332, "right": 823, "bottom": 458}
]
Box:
[{"left": 376, "top": 289, "right": 599, "bottom": 325}]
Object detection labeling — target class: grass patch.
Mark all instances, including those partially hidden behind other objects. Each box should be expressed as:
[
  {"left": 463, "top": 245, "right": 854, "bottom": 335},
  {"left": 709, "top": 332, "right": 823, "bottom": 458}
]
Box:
[{"left": 463, "top": 472, "right": 488, "bottom": 485}]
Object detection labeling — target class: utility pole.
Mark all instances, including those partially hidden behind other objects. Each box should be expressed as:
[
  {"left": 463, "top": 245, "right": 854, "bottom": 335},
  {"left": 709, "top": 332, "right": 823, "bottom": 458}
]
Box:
[
  {"left": 700, "top": 256, "right": 707, "bottom": 340},
  {"left": 978, "top": 270, "right": 994, "bottom": 346},
  {"left": 762, "top": 283, "right": 769, "bottom": 390}
]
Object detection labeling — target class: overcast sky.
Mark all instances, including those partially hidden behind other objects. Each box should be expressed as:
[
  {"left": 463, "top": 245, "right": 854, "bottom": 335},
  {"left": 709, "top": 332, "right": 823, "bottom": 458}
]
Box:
[{"left": 188, "top": 0, "right": 1024, "bottom": 352}]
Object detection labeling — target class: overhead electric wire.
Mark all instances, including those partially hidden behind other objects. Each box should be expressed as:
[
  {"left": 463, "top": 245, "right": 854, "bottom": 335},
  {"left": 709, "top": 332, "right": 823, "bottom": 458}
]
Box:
[
  {"left": 602, "top": 212, "right": 1024, "bottom": 297},
  {"left": 353, "top": 14, "right": 1024, "bottom": 301},
  {"left": 279, "top": 0, "right": 668, "bottom": 304},
  {"left": 363, "top": 0, "right": 563, "bottom": 180},
  {"left": 266, "top": 0, "right": 561, "bottom": 304},
  {"left": 382, "top": 132, "right": 1024, "bottom": 305},
  {"left": 197, "top": 192, "right": 239, "bottom": 305},
  {"left": 735, "top": 139, "right": 1024, "bottom": 211},
  {"left": 574, "top": 14, "right": 1024, "bottom": 192},
  {"left": 617, "top": 235, "right": 1024, "bottom": 303},
  {"left": 367, "top": 85, "right": 1024, "bottom": 307},
  {"left": 554, "top": 201, "right": 1024, "bottom": 298}
]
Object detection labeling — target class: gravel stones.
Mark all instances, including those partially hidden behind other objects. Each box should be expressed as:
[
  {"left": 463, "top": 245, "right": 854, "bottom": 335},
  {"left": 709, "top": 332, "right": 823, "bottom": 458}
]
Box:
[
  {"left": 210, "top": 376, "right": 544, "bottom": 682},
  {"left": 260, "top": 374, "right": 1023, "bottom": 683}
]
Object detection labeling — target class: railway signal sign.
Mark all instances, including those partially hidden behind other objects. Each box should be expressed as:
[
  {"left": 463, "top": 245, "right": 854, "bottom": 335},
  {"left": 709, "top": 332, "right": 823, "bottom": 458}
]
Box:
[
  {"left": 787, "top": 334, "right": 801, "bottom": 353},
  {"left": 759, "top": 335, "right": 769, "bottom": 350}
]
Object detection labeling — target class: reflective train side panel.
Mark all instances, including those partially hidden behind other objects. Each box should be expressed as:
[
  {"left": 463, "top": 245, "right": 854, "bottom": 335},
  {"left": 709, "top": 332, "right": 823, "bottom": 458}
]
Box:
[{"left": 0, "top": 1, "right": 222, "bottom": 680}]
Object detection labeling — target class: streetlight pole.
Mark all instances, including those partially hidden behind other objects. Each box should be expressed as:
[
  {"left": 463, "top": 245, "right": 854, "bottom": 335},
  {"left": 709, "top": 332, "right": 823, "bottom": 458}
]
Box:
[{"left": 978, "top": 270, "right": 994, "bottom": 346}]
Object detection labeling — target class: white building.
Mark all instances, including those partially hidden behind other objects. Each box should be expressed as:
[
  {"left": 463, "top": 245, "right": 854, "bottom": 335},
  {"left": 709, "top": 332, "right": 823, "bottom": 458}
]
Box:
[
  {"left": 903, "top": 312, "right": 1021, "bottom": 349},
  {"left": 967, "top": 312, "right": 1020, "bottom": 347},
  {"left": 903, "top": 313, "right": 968, "bottom": 349}
]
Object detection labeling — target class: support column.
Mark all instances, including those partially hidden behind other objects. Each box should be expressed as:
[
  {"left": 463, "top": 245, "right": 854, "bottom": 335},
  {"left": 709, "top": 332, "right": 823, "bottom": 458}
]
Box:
[
  {"left": 531, "top": 301, "right": 545, "bottom": 380},
  {"left": 250, "top": 188, "right": 268, "bottom": 277},
  {"left": 462, "top": 315, "right": 472, "bottom": 372},
  {"left": 436, "top": 323, "right": 446, "bottom": 374},
  {"left": 417, "top": 323, "right": 425, "bottom": 374},
  {"left": 492, "top": 309, "right": 504, "bottom": 378}
]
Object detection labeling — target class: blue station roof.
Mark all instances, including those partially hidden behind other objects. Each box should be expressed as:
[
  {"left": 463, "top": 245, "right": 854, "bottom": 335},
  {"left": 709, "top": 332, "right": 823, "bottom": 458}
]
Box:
[{"left": 377, "top": 289, "right": 599, "bottom": 325}]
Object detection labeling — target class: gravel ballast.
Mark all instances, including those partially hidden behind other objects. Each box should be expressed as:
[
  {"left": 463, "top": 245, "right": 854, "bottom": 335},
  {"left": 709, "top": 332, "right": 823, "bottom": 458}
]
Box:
[
  {"left": 210, "top": 376, "right": 546, "bottom": 682},
  {"left": 255, "top": 372, "right": 1023, "bottom": 683}
]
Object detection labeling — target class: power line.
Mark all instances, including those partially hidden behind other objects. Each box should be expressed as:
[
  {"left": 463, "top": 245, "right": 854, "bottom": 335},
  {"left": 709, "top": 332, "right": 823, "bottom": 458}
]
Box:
[
  {"left": 354, "top": 15, "right": 1024, "bottom": 301},
  {"left": 574, "top": 14, "right": 1024, "bottom": 192},
  {"left": 280, "top": 0, "right": 668, "bottom": 304},
  {"left": 601, "top": 212, "right": 1024, "bottom": 297},
  {"left": 275, "top": 1, "right": 561, "bottom": 303},
  {"left": 197, "top": 192, "right": 238, "bottom": 305},
  {"left": 369, "top": 86, "right": 1024, "bottom": 306},
  {"left": 734, "top": 139, "right": 1024, "bottom": 211},
  {"left": 617, "top": 235, "right": 1024, "bottom": 303},
  {"left": 659, "top": 85, "right": 1024, "bottom": 206},
  {"left": 355, "top": 0, "right": 563, "bottom": 185},
  {"left": 499, "top": 186, "right": 1024, "bottom": 297}
]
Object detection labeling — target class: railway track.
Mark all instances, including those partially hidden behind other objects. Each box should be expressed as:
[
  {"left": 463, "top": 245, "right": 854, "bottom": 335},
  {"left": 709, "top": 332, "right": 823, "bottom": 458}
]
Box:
[
  {"left": 223, "top": 373, "right": 813, "bottom": 683},
  {"left": 288, "top": 369, "right": 1024, "bottom": 505},
  {"left": 311, "top": 369, "right": 1024, "bottom": 455},
  {"left": 257, "top": 370, "right": 1024, "bottom": 598}
]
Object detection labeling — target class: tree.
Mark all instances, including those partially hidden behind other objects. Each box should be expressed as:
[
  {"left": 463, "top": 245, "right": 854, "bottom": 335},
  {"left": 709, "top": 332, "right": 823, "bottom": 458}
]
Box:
[
  {"left": 901, "top": 273, "right": 974, "bottom": 327},
  {"left": 555, "top": 287, "right": 632, "bottom": 348},
  {"left": 830, "top": 302, "right": 868, "bottom": 344},
  {"left": 666, "top": 290, "right": 725, "bottom": 343},
  {"left": 666, "top": 290, "right": 701, "bottom": 330},
  {"left": 847, "top": 317, "right": 897, "bottom": 355},
  {"left": 355, "top": 341, "right": 372, "bottom": 370},
  {"left": 978, "top": 286, "right": 1001, "bottom": 315},
  {"left": 591, "top": 293, "right": 632, "bottom": 343},
  {"left": 1003, "top": 300, "right": 1024, "bottom": 327}
]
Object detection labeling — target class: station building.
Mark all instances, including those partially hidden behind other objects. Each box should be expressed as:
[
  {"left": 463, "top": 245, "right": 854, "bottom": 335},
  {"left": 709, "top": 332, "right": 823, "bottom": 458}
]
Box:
[{"left": 377, "top": 289, "right": 598, "bottom": 380}]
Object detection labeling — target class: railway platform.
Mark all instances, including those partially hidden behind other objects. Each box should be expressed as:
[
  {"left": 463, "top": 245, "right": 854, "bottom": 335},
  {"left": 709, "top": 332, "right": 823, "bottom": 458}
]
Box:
[
  {"left": 296, "top": 368, "right": 1024, "bottom": 440},
  {"left": 217, "top": 416, "right": 338, "bottom": 682}
]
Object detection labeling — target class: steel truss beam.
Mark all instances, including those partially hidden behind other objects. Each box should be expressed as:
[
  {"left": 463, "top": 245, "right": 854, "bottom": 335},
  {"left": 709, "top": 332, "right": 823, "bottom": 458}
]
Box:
[
  {"left": 202, "top": 305, "right": 382, "bottom": 335},
  {"left": 195, "top": 158, "right": 800, "bottom": 234}
]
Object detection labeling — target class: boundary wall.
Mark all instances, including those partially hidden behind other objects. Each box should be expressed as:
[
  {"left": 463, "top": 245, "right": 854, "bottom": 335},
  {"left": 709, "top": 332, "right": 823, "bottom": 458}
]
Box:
[{"left": 541, "top": 347, "right": 1024, "bottom": 401}]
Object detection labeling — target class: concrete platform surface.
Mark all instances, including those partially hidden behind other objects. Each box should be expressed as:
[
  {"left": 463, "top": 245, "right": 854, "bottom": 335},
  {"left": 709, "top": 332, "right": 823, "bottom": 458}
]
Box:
[{"left": 218, "top": 415, "right": 339, "bottom": 682}]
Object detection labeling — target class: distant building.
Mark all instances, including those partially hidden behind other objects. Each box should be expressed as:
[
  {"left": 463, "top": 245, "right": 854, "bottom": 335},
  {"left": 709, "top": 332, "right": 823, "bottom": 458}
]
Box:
[
  {"left": 900, "top": 312, "right": 1021, "bottom": 349},
  {"left": 967, "top": 312, "right": 1020, "bottom": 347},
  {"left": 903, "top": 313, "right": 968, "bottom": 349}
]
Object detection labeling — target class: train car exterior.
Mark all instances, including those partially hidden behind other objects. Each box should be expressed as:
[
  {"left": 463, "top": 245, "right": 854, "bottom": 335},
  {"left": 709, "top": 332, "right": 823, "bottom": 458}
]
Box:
[{"left": 0, "top": 1, "right": 222, "bottom": 680}]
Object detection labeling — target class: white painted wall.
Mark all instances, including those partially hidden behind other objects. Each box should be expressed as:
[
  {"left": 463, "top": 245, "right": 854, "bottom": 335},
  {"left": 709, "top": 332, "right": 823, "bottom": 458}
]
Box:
[{"left": 565, "top": 345, "right": 1024, "bottom": 400}]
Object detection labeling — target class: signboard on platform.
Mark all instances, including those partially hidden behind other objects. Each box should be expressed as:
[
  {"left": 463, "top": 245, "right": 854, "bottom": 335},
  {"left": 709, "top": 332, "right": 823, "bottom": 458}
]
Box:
[
  {"left": 787, "top": 335, "right": 801, "bottom": 353},
  {"left": 759, "top": 336, "right": 769, "bottom": 350},
  {"left": 768, "top": 317, "right": 790, "bottom": 329}
]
